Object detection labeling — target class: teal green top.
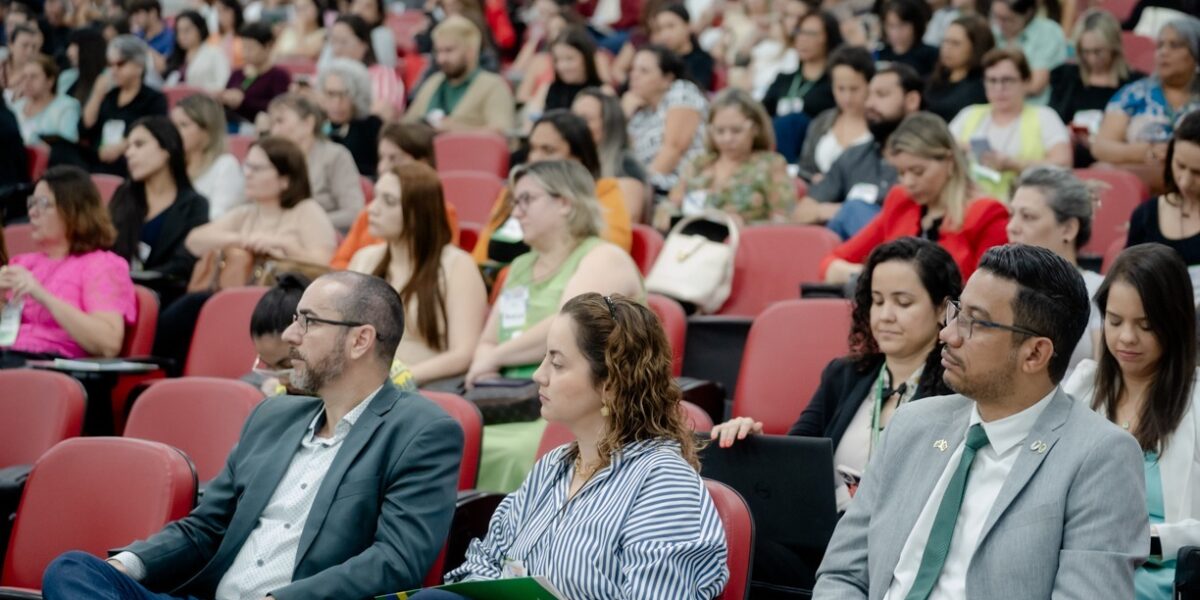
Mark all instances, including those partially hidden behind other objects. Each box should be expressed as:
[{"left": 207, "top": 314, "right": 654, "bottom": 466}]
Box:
[
  {"left": 427, "top": 68, "right": 480, "bottom": 117},
  {"left": 496, "top": 237, "right": 603, "bottom": 379},
  {"left": 993, "top": 16, "right": 1067, "bottom": 106},
  {"left": 1136, "top": 450, "right": 1175, "bottom": 600}
]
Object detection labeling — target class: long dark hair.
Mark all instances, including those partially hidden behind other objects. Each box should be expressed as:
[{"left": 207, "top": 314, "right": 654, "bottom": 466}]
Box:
[
  {"left": 531, "top": 110, "right": 601, "bottom": 178},
  {"left": 927, "top": 14, "right": 994, "bottom": 93},
  {"left": 166, "top": 10, "right": 210, "bottom": 75},
  {"left": 335, "top": 14, "right": 377, "bottom": 66},
  {"left": 849, "top": 237, "right": 962, "bottom": 392},
  {"left": 1093, "top": 243, "right": 1195, "bottom": 452},
  {"left": 370, "top": 162, "right": 453, "bottom": 352},
  {"left": 1165, "top": 111, "right": 1200, "bottom": 200},
  {"left": 68, "top": 27, "right": 107, "bottom": 104},
  {"left": 549, "top": 26, "right": 602, "bottom": 88},
  {"left": 108, "top": 116, "right": 194, "bottom": 262}
]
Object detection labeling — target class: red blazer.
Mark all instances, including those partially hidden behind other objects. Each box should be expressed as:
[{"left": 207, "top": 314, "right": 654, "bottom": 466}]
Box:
[{"left": 819, "top": 186, "right": 1010, "bottom": 281}]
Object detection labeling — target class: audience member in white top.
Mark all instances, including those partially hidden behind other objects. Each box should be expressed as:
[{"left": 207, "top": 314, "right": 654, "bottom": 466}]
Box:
[
  {"left": 171, "top": 93, "right": 244, "bottom": 219},
  {"left": 797, "top": 45, "right": 873, "bottom": 182},
  {"left": 164, "top": 10, "right": 230, "bottom": 92},
  {"left": 815, "top": 244, "right": 1147, "bottom": 599},
  {"left": 1063, "top": 243, "right": 1200, "bottom": 598},
  {"left": 1004, "top": 166, "right": 1102, "bottom": 373}
]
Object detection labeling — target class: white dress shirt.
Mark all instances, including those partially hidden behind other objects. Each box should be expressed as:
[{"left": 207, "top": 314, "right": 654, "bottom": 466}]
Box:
[
  {"left": 113, "top": 387, "right": 380, "bottom": 599},
  {"left": 883, "top": 389, "right": 1055, "bottom": 600}
]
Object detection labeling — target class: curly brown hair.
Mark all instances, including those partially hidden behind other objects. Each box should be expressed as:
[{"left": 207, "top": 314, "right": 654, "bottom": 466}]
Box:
[{"left": 559, "top": 293, "right": 700, "bottom": 471}]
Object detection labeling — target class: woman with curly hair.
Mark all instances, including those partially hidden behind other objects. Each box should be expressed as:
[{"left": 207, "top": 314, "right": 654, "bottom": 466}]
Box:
[
  {"left": 441, "top": 292, "right": 729, "bottom": 599},
  {"left": 711, "top": 236, "right": 961, "bottom": 508}
]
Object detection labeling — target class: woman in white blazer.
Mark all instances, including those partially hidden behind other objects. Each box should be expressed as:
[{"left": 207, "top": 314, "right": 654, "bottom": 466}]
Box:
[
  {"left": 164, "top": 10, "right": 231, "bottom": 93},
  {"left": 1063, "top": 242, "right": 1200, "bottom": 599}
]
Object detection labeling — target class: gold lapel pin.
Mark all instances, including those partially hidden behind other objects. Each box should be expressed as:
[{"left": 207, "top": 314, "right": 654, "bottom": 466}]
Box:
[
  {"left": 1030, "top": 440, "right": 1047, "bottom": 454},
  {"left": 934, "top": 439, "right": 949, "bottom": 452}
]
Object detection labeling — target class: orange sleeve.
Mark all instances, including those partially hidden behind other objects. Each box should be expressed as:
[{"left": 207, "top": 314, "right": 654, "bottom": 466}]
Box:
[
  {"left": 330, "top": 210, "right": 380, "bottom": 269},
  {"left": 597, "top": 179, "right": 632, "bottom": 252},
  {"left": 446, "top": 201, "right": 460, "bottom": 246},
  {"left": 472, "top": 188, "right": 512, "bottom": 264}
]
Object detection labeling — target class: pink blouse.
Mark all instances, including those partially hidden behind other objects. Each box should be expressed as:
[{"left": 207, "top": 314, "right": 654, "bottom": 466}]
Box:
[
  {"left": 8, "top": 251, "right": 137, "bottom": 358},
  {"left": 368, "top": 64, "right": 405, "bottom": 116}
]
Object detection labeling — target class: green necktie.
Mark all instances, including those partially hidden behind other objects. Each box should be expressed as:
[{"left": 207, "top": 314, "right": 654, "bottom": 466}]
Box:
[{"left": 904, "top": 423, "right": 991, "bottom": 600}]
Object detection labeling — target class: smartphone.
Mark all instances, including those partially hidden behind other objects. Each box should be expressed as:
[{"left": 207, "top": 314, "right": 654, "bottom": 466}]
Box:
[{"left": 969, "top": 137, "right": 992, "bottom": 157}]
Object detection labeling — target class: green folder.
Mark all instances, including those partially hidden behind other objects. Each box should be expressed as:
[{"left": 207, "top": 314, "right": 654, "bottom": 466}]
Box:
[{"left": 375, "top": 576, "right": 566, "bottom": 600}]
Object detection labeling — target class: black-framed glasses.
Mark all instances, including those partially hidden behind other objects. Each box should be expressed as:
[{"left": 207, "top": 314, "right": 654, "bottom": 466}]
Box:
[
  {"left": 946, "top": 299, "right": 1045, "bottom": 340},
  {"left": 292, "top": 312, "right": 369, "bottom": 336}
]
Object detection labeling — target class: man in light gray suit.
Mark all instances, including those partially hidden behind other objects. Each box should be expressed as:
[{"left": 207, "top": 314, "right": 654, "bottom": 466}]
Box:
[
  {"left": 42, "top": 271, "right": 464, "bottom": 600},
  {"left": 815, "top": 244, "right": 1148, "bottom": 600}
]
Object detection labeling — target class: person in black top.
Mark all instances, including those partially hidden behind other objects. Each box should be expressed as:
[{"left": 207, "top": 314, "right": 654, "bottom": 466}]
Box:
[
  {"left": 924, "top": 14, "right": 994, "bottom": 123},
  {"left": 318, "top": 58, "right": 382, "bottom": 178},
  {"left": 108, "top": 116, "right": 208, "bottom": 306},
  {"left": 80, "top": 35, "right": 168, "bottom": 177},
  {"left": 876, "top": 0, "right": 939, "bottom": 77},
  {"left": 0, "top": 99, "right": 31, "bottom": 223},
  {"left": 1127, "top": 111, "right": 1200, "bottom": 273},
  {"left": 650, "top": 3, "right": 714, "bottom": 92},
  {"left": 37, "top": 0, "right": 71, "bottom": 60},
  {"left": 762, "top": 9, "right": 839, "bottom": 119},
  {"left": 1049, "top": 9, "right": 1142, "bottom": 128},
  {"left": 520, "top": 26, "right": 604, "bottom": 132}
]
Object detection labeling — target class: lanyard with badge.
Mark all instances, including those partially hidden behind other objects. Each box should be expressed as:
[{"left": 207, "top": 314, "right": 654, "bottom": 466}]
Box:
[
  {"left": 868, "top": 367, "right": 913, "bottom": 457},
  {"left": 777, "top": 73, "right": 815, "bottom": 116}
]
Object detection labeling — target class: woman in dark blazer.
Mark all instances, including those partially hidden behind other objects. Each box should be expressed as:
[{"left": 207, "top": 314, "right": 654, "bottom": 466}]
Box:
[
  {"left": 712, "top": 237, "right": 962, "bottom": 507},
  {"left": 108, "top": 116, "right": 209, "bottom": 306}
]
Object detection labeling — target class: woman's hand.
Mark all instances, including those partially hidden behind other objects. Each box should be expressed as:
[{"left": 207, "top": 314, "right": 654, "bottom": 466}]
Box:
[
  {"left": 710, "top": 417, "right": 764, "bottom": 448},
  {"left": 98, "top": 140, "right": 126, "bottom": 163},
  {"left": 219, "top": 88, "right": 245, "bottom": 108},
  {"left": 621, "top": 91, "right": 645, "bottom": 116},
  {"left": 0, "top": 265, "right": 48, "bottom": 304},
  {"left": 243, "top": 234, "right": 287, "bottom": 257},
  {"left": 464, "top": 347, "right": 502, "bottom": 390},
  {"left": 979, "top": 150, "right": 1017, "bottom": 173}
]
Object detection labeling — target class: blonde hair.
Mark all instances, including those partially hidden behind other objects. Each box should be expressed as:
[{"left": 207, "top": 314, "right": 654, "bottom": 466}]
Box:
[
  {"left": 1071, "top": 9, "right": 1130, "bottom": 82},
  {"left": 886, "top": 112, "right": 972, "bottom": 228},
  {"left": 704, "top": 88, "right": 774, "bottom": 155},
  {"left": 432, "top": 14, "right": 481, "bottom": 57},
  {"left": 176, "top": 94, "right": 228, "bottom": 177},
  {"left": 509, "top": 160, "right": 602, "bottom": 241}
]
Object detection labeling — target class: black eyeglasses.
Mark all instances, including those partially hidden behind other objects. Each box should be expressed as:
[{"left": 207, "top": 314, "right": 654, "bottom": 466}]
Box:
[
  {"left": 292, "top": 312, "right": 371, "bottom": 336},
  {"left": 946, "top": 299, "right": 1045, "bottom": 340}
]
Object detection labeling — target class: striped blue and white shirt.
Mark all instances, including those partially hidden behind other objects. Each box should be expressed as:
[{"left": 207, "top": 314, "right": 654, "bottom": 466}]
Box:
[{"left": 445, "top": 439, "right": 728, "bottom": 599}]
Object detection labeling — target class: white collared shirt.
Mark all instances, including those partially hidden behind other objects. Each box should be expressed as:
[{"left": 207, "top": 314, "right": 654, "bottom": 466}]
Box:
[
  {"left": 883, "top": 388, "right": 1056, "bottom": 600},
  {"left": 112, "top": 387, "right": 380, "bottom": 599}
]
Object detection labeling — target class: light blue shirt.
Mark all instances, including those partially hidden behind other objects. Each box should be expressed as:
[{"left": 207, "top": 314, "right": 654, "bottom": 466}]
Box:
[
  {"left": 447, "top": 439, "right": 729, "bottom": 599},
  {"left": 995, "top": 16, "right": 1067, "bottom": 106},
  {"left": 12, "top": 95, "right": 80, "bottom": 144}
]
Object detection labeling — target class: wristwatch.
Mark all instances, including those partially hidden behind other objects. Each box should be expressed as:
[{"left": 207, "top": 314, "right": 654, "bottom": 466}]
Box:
[{"left": 1150, "top": 534, "right": 1162, "bottom": 559}]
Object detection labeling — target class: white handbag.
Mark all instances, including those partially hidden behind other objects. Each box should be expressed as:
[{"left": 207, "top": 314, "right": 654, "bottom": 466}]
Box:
[{"left": 645, "top": 211, "right": 741, "bottom": 314}]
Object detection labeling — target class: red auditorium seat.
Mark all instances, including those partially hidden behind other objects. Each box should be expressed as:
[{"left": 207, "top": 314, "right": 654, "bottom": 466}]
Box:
[
  {"left": 25, "top": 146, "right": 47, "bottom": 181},
  {"left": 0, "top": 370, "right": 85, "bottom": 468},
  {"left": 630, "top": 224, "right": 664, "bottom": 277},
  {"left": 733, "top": 299, "right": 852, "bottom": 434},
  {"left": 1121, "top": 32, "right": 1155, "bottom": 75},
  {"left": 386, "top": 11, "right": 428, "bottom": 56},
  {"left": 123, "top": 377, "right": 264, "bottom": 483},
  {"left": 706, "top": 479, "right": 754, "bottom": 600},
  {"left": 1075, "top": 167, "right": 1147, "bottom": 258},
  {"left": 441, "top": 171, "right": 505, "bottom": 224},
  {"left": 0, "top": 438, "right": 195, "bottom": 592},
  {"left": 647, "top": 293, "right": 687, "bottom": 376},
  {"left": 110, "top": 286, "right": 160, "bottom": 433},
  {"left": 186, "top": 287, "right": 269, "bottom": 378},
  {"left": 421, "top": 390, "right": 483, "bottom": 491},
  {"left": 536, "top": 401, "right": 713, "bottom": 459},
  {"left": 1101, "top": 236, "right": 1125, "bottom": 274},
  {"left": 92, "top": 174, "right": 124, "bottom": 205},
  {"left": 162, "top": 85, "right": 206, "bottom": 110},
  {"left": 719, "top": 225, "right": 842, "bottom": 317},
  {"left": 227, "top": 134, "right": 255, "bottom": 163},
  {"left": 458, "top": 221, "right": 481, "bottom": 254},
  {"left": 361, "top": 175, "right": 374, "bottom": 205},
  {"left": 434, "top": 132, "right": 510, "bottom": 178},
  {"left": 1, "top": 224, "right": 35, "bottom": 256}
]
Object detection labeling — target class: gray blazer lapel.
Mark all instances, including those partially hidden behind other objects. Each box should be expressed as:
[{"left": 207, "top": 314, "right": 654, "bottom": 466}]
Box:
[
  {"left": 975, "top": 388, "right": 1072, "bottom": 547},
  {"left": 293, "top": 385, "right": 399, "bottom": 566},
  {"left": 874, "top": 399, "right": 973, "bottom": 586}
]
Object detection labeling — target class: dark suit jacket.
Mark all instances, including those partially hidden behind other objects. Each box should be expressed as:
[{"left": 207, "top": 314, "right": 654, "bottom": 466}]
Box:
[
  {"left": 118, "top": 381, "right": 464, "bottom": 600},
  {"left": 109, "top": 187, "right": 209, "bottom": 282},
  {"left": 788, "top": 355, "right": 950, "bottom": 449}
]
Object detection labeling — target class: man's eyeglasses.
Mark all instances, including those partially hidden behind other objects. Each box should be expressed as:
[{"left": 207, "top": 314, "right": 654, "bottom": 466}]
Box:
[
  {"left": 292, "top": 312, "right": 370, "bottom": 336},
  {"left": 946, "top": 299, "right": 1045, "bottom": 340}
]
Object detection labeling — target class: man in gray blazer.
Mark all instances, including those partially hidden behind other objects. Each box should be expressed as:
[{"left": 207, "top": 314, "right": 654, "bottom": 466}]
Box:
[
  {"left": 814, "top": 244, "right": 1148, "bottom": 600},
  {"left": 42, "top": 272, "right": 464, "bottom": 600}
]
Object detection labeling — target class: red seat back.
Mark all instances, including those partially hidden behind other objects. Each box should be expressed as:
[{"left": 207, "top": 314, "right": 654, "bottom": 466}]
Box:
[
  {"left": 1121, "top": 32, "right": 1155, "bottom": 75},
  {"left": 705, "top": 479, "right": 754, "bottom": 600},
  {"left": 1100, "top": 0, "right": 1137, "bottom": 21},
  {"left": 647, "top": 293, "right": 687, "bottom": 376},
  {"left": 186, "top": 287, "right": 269, "bottom": 378},
  {"left": 0, "top": 370, "right": 85, "bottom": 468},
  {"left": 719, "top": 226, "right": 842, "bottom": 316},
  {"left": 1, "top": 438, "right": 196, "bottom": 589},
  {"left": 1075, "top": 168, "right": 1147, "bottom": 257},
  {"left": 361, "top": 175, "right": 374, "bottom": 205},
  {"left": 734, "top": 299, "right": 852, "bottom": 434},
  {"left": 684, "top": 399, "right": 714, "bottom": 432},
  {"left": 440, "top": 171, "right": 505, "bottom": 224},
  {"left": 386, "top": 11, "right": 429, "bottom": 56},
  {"left": 227, "top": 134, "right": 255, "bottom": 162},
  {"left": 535, "top": 400, "right": 713, "bottom": 459},
  {"left": 434, "top": 132, "right": 510, "bottom": 178},
  {"left": 1101, "top": 236, "right": 1125, "bottom": 274},
  {"left": 123, "top": 377, "right": 264, "bottom": 482},
  {"left": 630, "top": 224, "right": 664, "bottom": 277},
  {"left": 92, "top": 174, "right": 125, "bottom": 205},
  {"left": 421, "top": 390, "right": 483, "bottom": 490},
  {"left": 457, "top": 221, "right": 481, "bottom": 254},
  {"left": 162, "top": 85, "right": 206, "bottom": 110},
  {"left": 122, "top": 285, "right": 159, "bottom": 358},
  {"left": 25, "top": 146, "right": 48, "bottom": 181},
  {"left": 3, "top": 223, "right": 35, "bottom": 256}
]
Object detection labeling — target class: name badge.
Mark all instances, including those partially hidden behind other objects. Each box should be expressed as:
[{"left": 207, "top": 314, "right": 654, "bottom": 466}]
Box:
[
  {"left": 0, "top": 296, "right": 24, "bottom": 347},
  {"left": 137, "top": 241, "right": 152, "bottom": 263},
  {"left": 682, "top": 190, "right": 708, "bottom": 216},
  {"left": 426, "top": 109, "right": 446, "bottom": 128},
  {"left": 499, "top": 285, "right": 530, "bottom": 331},
  {"left": 493, "top": 216, "right": 524, "bottom": 243},
  {"left": 101, "top": 119, "right": 126, "bottom": 147},
  {"left": 778, "top": 97, "right": 804, "bottom": 116},
  {"left": 846, "top": 183, "right": 880, "bottom": 205}
]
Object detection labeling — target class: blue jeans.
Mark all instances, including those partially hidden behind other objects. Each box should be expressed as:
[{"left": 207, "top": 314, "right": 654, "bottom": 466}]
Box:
[
  {"left": 827, "top": 199, "right": 882, "bottom": 240},
  {"left": 42, "top": 551, "right": 200, "bottom": 600}
]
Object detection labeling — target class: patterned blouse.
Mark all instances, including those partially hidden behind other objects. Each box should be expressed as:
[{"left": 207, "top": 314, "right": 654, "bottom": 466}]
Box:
[
  {"left": 628, "top": 80, "right": 709, "bottom": 192},
  {"left": 677, "top": 151, "right": 795, "bottom": 222},
  {"left": 1106, "top": 76, "right": 1200, "bottom": 143}
]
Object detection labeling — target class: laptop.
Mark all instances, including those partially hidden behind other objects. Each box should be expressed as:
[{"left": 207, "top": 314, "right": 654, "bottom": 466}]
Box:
[{"left": 700, "top": 434, "right": 838, "bottom": 549}]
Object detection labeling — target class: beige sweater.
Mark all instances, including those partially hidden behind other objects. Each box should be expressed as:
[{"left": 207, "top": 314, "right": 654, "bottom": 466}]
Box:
[{"left": 405, "top": 70, "right": 515, "bottom": 134}]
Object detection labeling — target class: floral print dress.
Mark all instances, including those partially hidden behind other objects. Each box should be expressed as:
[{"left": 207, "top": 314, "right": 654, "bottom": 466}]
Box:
[{"left": 677, "top": 151, "right": 795, "bottom": 223}]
